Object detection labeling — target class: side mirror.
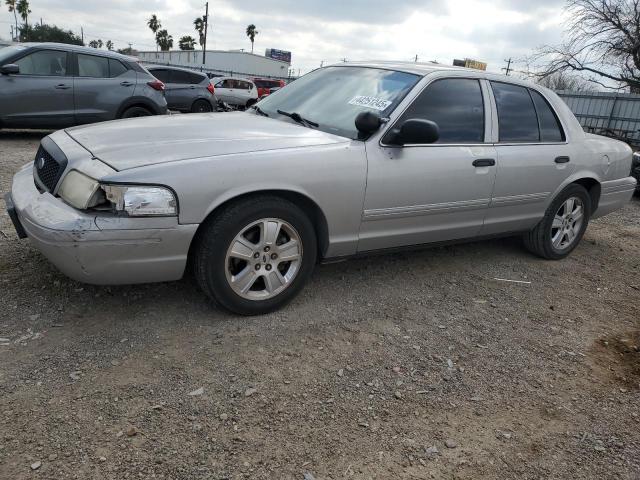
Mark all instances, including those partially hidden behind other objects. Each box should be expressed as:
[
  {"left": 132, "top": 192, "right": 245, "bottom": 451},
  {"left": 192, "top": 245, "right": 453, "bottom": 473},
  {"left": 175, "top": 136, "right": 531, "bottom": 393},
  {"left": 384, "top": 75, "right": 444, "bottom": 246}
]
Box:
[
  {"left": 355, "top": 111, "right": 383, "bottom": 135},
  {"left": 388, "top": 118, "right": 440, "bottom": 145},
  {"left": 1, "top": 64, "right": 19, "bottom": 75}
]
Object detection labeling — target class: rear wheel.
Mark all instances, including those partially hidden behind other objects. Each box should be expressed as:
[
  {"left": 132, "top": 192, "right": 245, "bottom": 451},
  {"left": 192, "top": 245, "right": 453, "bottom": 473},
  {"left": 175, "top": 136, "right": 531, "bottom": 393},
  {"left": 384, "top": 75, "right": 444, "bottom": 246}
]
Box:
[
  {"left": 191, "top": 99, "right": 213, "bottom": 113},
  {"left": 193, "top": 196, "right": 317, "bottom": 315},
  {"left": 523, "top": 184, "right": 591, "bottom": 260},
  {"left": 121, "top": 106, "right": 152, "bottom": 118}
]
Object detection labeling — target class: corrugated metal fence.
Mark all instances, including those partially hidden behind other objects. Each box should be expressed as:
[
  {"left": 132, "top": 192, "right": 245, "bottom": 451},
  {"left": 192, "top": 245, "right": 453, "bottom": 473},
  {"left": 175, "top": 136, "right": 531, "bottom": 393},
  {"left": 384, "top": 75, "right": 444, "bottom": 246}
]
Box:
[{"left": 556, "top": 90, "right": 640, "bottom": 147}]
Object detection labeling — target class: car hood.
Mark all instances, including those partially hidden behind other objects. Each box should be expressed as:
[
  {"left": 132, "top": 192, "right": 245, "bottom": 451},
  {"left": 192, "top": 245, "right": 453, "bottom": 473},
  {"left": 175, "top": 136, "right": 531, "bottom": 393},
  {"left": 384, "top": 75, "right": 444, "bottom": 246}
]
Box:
[{"left": 64, "top": 112, "right": 349, "bottom": 171}]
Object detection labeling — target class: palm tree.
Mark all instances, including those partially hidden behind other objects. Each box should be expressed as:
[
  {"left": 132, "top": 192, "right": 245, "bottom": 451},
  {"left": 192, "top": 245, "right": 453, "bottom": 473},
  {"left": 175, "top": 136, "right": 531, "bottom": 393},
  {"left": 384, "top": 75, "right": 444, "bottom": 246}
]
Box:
[
  {"left": 16, "top": 0, "right": 29, "bottom": 33},
  {"left": 5, "top": 0, "right": 18, "bottom": 40},
  {"left": 246, "top": 24, "right": 258, "bottom": 54},
  {"left": 147, "top": 14, "right": 161, "bottom": 54},
  {"left": 178, "top": 36, "right": 196, "bottom": 51},
  {"left": 194, "top": 17, "right": 205, "bottom": 51},
  {"left": 155, "top": 29, "right": 173, "bottom": 52},
  {"left": 106, "top": 40, "right": 114, "bottom": 51}
]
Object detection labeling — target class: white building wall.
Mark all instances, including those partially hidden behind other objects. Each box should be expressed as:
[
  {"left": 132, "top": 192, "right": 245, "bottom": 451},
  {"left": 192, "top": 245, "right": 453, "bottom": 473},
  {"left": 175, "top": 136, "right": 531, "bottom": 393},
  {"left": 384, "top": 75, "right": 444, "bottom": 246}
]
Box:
[{"left": 137, "top": 50, "right": 290, "bottom": 78}]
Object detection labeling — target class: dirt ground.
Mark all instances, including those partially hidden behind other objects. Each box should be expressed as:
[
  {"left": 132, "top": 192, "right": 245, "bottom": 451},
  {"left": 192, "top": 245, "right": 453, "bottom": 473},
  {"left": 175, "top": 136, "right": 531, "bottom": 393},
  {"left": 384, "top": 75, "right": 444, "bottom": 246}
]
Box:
[{"left": 0, "top": 130, "right": 639, "bottom": 480}]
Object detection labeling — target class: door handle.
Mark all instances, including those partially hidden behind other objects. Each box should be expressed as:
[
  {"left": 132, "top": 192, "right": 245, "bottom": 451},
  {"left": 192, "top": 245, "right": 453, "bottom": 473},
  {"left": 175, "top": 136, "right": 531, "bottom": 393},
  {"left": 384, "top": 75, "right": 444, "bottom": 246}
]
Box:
[
  {"left": 555, "top": 156, "right": 570, "bottom": 164},
  {"left": 472, "top": 159, "right": 496, "bottom": 167},
  {"left": 55, "top": 84, "right": 71, "bottom": 90},
  {"left": 120, "top": 81, "right": 134, "bottom": 87}
]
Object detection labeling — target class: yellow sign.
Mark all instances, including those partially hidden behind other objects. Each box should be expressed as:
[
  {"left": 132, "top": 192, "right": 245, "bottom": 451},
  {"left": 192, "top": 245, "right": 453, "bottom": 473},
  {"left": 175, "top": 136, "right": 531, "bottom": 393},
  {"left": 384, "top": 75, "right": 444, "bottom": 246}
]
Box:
[{"left": 464, "top": 59, "right": 487, "bottom": 71}]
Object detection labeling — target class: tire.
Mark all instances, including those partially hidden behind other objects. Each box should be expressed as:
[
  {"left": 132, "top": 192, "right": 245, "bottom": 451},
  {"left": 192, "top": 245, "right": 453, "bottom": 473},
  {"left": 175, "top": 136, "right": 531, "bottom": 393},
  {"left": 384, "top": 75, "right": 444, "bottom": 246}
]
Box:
[
  {"left": 191, "top": 99, "right": 213, "bottom": 113},
  {"left": 193, "top": 196, "right": 317, "bottom": 315},
  {"left": 121, "top": 106, "right": 152, "bottom": 118},
  {"left": 523, "top": 184, "right": 592, "bottom": 260}
]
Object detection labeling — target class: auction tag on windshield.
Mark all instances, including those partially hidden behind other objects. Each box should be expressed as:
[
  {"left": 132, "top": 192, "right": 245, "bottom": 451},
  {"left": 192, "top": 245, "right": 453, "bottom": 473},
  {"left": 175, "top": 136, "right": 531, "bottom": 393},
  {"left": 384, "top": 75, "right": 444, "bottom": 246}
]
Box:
[{"left": 349, "top": 96, "right": 392, "bottom": 111}]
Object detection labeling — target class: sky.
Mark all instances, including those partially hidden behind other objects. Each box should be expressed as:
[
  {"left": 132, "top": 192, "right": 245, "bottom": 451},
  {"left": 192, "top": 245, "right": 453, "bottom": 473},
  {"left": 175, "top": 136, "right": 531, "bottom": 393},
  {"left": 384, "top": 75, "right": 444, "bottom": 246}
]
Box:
[{"left": 0, "top": 0, "right": 568, "bottom": 75}]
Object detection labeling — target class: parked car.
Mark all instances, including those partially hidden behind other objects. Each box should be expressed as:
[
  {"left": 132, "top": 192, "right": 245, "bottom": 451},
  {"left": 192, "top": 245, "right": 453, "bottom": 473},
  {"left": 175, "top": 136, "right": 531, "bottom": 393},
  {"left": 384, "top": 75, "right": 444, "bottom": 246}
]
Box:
[
  {"left": 632, "top": 152, "right": 640, "bottom": 193},
  {"left": 0, "top": 43, "right": 167, "bottom": 129},
  {"left": 146, "top": 65, "right": 216, "bottom": 113},
  {"left": 6, "top": 62, "right": 637, "bottom": 315},
  {"left": 212, "top": 77, "right": 259, "bottom": 109},
  {"left": 253, "top": 78, "right": 285, "bottom": 98}
]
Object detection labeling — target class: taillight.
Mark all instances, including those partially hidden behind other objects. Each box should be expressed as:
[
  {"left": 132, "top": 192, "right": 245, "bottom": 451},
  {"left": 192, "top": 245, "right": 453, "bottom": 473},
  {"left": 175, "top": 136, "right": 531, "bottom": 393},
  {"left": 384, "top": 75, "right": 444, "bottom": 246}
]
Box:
[
  {"left": 147, "top": 80, "right": 165, "bottom": 91},
  {"left": 207, "top": 83, "right": 215, "bottom": 95}
]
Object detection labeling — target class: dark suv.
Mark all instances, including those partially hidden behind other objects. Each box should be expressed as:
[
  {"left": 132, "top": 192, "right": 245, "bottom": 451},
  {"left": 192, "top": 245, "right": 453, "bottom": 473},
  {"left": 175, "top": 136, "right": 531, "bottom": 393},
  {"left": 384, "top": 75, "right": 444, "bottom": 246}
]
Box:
[
  {"left": 146, "top": 65, "right": 217, "bottom": 113},
  {"left": 0, "top": 43, "right": 167, "bottom": 129}
]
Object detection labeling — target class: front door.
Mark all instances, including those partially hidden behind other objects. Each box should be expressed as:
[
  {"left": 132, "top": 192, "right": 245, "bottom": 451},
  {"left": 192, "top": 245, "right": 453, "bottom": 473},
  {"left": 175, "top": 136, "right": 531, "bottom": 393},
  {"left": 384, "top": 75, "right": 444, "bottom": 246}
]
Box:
[
  {"left": 360, "top": 77, "right": 497, "bottom": 252},
  {"left": 482, "top": 81, "right": 575, "bottom": 235},
  {"left": 0, "top": 48, "right": 74, "bottom": 128}
]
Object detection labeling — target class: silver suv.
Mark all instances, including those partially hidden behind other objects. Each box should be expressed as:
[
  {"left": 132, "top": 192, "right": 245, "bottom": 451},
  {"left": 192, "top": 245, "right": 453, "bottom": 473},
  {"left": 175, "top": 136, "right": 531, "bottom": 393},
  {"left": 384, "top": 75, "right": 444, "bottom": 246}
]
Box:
[
  {"left": 0, "top": 43, "right": 168, "bottom": 129},
  {"left": 146, "top": 65, "right": 217, "bottom": 113}
]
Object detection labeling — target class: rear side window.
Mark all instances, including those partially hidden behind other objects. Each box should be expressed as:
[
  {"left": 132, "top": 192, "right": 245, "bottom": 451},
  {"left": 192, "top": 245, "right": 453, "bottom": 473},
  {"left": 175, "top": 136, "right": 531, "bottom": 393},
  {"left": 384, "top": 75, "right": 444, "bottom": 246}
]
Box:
[
  {"left": 491, "top": 82, "right": 539, "bottom": 143},
  {"left": 530, "top": 90, "right": 565, "bottom": 142},
  {"left": 396, "top": 78, "right": 485, "bottom": 144},
  {"left": 78, "top": 54, "right": 109, "bottom": 78},
  {"left": 15, "top": 50, "right": 68, "bottom": 76},
  {"left": 150, "top": 69, "right": 169, "bottom": 83},
  {"left": 109, "top": 59, "right": 128, "bottom": 78},
  {"left": 189, "top": 72, "right": 205, "bottom": 84},
  {"left": 169, "top": 70, "right": 192, "bottom": 84}
]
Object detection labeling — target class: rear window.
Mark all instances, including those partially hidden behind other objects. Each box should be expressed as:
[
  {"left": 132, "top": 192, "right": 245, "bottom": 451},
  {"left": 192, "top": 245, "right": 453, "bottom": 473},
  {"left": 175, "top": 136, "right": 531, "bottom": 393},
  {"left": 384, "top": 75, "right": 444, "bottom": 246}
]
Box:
[
  {"left": 530, "top": 90, "right": 565, "bottom": 142},
  {"left": 170, "top": 70, "right": 192, "bottom": 84}
]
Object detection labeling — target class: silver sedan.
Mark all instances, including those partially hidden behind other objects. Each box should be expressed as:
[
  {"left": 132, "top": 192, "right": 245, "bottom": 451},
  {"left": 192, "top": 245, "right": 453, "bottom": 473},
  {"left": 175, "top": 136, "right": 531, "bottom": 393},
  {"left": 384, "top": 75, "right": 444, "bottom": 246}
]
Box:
[{"left": 6, "top": 62, "right": 637, "bottom": 315}]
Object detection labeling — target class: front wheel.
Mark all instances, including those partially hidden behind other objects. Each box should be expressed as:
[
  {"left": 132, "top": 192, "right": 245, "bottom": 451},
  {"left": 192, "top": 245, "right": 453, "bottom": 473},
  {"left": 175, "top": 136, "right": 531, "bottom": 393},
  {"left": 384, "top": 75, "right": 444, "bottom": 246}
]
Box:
[
  {"left": 191, "top": 99, "right": 213, "bottom": 113},
  {"left": 193, "top": 196, "right": 317, "bottom": 315},
  {"left": 523, "top": 184, "right": 592, "bottom": 260}
]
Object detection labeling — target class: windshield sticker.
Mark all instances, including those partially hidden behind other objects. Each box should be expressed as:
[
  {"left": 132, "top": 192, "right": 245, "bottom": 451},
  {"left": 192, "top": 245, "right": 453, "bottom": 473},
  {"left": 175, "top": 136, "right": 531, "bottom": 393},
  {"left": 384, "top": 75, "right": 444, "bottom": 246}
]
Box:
[{"left": 348, "top": 96, "right": 393, "bottom": 111}]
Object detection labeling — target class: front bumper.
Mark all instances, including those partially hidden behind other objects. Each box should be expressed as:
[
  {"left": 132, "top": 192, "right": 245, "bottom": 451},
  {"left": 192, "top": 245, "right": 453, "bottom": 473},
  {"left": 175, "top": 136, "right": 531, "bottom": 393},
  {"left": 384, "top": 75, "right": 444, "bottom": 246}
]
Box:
[{"left": 8, "top": 166, "right": 198, "bottom": 285}]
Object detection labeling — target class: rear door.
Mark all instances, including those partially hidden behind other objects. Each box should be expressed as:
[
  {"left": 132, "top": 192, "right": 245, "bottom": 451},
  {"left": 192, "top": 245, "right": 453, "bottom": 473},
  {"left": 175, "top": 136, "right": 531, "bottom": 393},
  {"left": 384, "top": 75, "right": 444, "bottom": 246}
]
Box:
[
  {"left": 166, "top": 69, "right": 200, "bottom": 111},
  {"left": 482, "top": 81, "right": 574, "bottom": 234},
  {"left": 73, "top": 53, "right": 136, "bottom": 124},
  {"left": 0, "top": 48, "right": 74, "bottom": 128},
  {"left": 214, "top": 79, "right": 236, "bottom": 104}
]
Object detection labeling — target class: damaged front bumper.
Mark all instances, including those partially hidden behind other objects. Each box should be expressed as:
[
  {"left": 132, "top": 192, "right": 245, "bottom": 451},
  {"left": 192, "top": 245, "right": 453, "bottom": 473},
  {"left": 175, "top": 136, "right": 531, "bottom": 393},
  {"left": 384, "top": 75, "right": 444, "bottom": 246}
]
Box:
[{"left": 8, "top": 166, "right": 198, "bottom": 285}]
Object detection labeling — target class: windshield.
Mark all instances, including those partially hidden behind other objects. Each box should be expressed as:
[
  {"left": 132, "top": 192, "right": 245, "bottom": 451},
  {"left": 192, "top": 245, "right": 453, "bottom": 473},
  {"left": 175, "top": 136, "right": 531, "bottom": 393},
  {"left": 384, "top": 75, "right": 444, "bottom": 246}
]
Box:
[
  {"left": 257, "top": 66, "right": 420, "bottom": 139},
  {"left": 0, "top": 46, "right": 26, "bottom": 64}
]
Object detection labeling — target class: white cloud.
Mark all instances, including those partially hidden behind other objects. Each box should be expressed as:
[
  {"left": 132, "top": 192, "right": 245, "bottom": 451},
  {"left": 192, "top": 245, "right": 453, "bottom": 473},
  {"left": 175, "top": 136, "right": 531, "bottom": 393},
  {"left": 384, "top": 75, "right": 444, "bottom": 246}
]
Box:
[{"left": 0, "top": 0, "right": 566, "bottom": 75}]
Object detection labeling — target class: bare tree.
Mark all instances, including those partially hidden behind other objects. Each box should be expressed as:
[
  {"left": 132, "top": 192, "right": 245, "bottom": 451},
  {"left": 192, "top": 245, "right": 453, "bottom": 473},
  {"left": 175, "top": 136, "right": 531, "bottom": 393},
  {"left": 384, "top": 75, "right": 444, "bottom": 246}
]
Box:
[
  {"left": 532, "top": 0, "right": 640, "bottom": 92},
  {"left": 537, "top": 71, "right": 598, "bottom": 91}
]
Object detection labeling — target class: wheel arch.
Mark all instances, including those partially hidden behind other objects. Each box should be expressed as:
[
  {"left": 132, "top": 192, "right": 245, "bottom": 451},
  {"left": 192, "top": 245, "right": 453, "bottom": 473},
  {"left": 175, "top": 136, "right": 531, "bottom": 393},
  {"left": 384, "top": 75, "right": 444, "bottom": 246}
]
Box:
[
  {"left": 188, "top": 189, "right": 330, "bottom": 262},
  {"left": 551, "top": 172, "right": 602, "bottom": 214},
  {"left": 116, "top": 96, "right": 162, "bottom": 118}
]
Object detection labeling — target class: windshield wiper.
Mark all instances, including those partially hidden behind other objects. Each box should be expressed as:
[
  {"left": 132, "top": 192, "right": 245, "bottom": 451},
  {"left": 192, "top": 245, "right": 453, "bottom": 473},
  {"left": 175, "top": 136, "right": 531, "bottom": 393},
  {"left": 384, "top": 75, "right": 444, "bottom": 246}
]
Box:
[
  {"left": 277, "top": 110, "right": 318, "bottom": 128},
  {"left": 252, "top": 105, "right": 269, "bottom": 117}
]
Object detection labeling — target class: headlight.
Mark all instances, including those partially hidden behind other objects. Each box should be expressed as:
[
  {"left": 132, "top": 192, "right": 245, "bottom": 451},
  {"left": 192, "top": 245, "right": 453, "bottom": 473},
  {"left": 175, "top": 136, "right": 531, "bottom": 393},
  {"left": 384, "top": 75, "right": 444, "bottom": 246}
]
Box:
[
  {"left": 102, "top": 185, "right": 177, "bottom": 216},
  {"left": 57, "top": 170, "right": 104, "bottom": 210}
]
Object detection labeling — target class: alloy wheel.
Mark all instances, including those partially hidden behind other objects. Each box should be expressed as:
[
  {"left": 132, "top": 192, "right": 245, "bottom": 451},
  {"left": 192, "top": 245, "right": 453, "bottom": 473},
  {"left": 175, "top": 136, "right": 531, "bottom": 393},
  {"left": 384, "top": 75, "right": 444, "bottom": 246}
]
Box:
[
  {"left": 224, "top": 218, "right": 303, "bottom": 300},
  {"left": 551, "top": 196, "right": 585, "bottom": 250}
]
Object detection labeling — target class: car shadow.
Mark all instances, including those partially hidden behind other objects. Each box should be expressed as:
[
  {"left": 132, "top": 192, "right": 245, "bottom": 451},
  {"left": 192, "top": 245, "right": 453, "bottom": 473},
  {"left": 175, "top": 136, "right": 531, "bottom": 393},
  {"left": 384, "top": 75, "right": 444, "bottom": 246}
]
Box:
[{"left": 0, "top": 129, "right": 53, "bottom": 141}]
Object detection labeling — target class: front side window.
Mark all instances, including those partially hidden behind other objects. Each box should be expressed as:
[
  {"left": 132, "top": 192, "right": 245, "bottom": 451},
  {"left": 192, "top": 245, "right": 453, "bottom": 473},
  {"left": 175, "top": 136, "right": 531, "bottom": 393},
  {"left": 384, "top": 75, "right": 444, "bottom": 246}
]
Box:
[
  {"left": 15, "top": 50, "right": 67, "bottom": 76},
  {"left": 257, "top": 66, "right": 420, "bottom": 139},
  {"left": 491, "top": 82, "right": 539, "bottom": 143},
  {"left": 392, "top": 78, "right": 485, "bottom": 144},
  {"left": 78, "top": 54, "right": 109, "bottom": 78}
]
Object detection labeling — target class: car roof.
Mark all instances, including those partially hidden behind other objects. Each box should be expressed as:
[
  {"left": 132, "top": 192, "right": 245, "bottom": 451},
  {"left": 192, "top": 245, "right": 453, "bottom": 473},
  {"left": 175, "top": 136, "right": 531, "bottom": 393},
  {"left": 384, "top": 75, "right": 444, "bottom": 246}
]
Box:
[
  {"left": 146, "top": 64, "right": 206, "bottom": 75},
  {"left": 16, "top": 42, "right": 136, "bottom": 62},
  {"left": 216, "top": 76, "right": 255, "bottom": 83},
  {"left": 327, "top": 60, "right": 552, "bottom": 92}
]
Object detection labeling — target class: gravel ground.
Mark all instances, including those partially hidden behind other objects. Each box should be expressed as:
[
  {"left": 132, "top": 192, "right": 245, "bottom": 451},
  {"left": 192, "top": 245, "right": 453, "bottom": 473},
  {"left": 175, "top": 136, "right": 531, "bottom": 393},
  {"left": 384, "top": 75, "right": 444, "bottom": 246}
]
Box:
[{"left": 0, "top": 129, "right": 639, "bottom": 480}]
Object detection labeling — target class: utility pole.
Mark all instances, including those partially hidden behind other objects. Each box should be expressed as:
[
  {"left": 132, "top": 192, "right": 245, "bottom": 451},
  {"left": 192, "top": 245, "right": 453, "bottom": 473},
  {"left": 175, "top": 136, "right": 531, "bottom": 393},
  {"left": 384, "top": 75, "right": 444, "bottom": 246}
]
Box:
[
  {"left": 341, "top": 57, "right": 347, "bottom": 63},
  {"left": 81, "top": 27, "right": 84, "bottom": 44},
  {"left": 320, "top": 60, "right": 324, "bottom": 68},
  {"left": 202, "top": 2, "right": 209, "bottom": 65},
  {"left": 414, "top": 54, "right": 418, "bottom": 63},
  {"left": 10, "top": 25, "right": 13, "bottom": 41},
  {"left": 502, "top": 58, "right": 512, "bottom": 76}
]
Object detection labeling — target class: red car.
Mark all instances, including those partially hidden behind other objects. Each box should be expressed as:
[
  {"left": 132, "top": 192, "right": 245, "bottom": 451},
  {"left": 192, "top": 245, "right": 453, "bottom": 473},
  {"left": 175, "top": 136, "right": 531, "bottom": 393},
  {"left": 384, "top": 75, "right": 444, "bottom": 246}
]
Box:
[{"left": 253, "top": 78, "right": 285, "bottom": 98}]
